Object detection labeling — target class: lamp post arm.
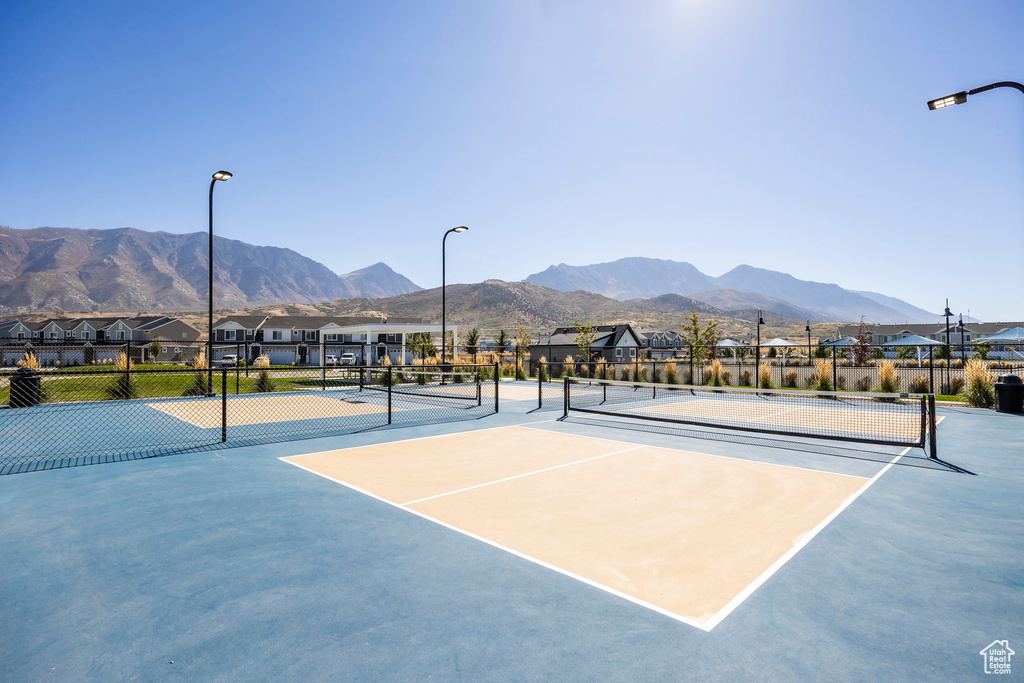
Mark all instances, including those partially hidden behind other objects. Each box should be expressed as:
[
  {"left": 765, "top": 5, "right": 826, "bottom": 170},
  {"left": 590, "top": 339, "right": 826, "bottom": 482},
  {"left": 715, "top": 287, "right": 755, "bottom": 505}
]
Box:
[
  {"left": 968, "top": 81, "right": 1024, "bottom": 97},
  {"left": 208, "top": 178, "right": 217, "bottom": 378}
]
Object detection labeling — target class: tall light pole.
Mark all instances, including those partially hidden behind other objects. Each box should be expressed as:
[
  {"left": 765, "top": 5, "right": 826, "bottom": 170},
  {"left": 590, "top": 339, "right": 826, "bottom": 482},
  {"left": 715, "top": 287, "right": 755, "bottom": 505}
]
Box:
[
  {"left": 805, "top": 321, "right": 811, "bottom": 362},
  {"left": 209, "top": 170, "right": 232, "bottom": 391},
  {"left": 943, "top": 299, "right": 953, "bottom": 391},
  {"left": 441, "top": 226, "right": 468, "bottom": 366},
  {"left": 957, "top": 314, "right": 967, "bottom": 366},
  {"left": 755, "top": 310, "right": 765, "bottom": 379}
]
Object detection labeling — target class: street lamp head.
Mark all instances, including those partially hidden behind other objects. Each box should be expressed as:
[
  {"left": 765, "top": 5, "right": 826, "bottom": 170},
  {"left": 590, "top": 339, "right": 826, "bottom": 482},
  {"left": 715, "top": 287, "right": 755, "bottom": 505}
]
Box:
[
  {"left": 927, "top": 92, "right": 968, "bottom": 110},
  {"left": 453, "top": 226, "right": 468, "bottom": 233},
  {"left": 212, "top": 170, "right": 233, "bottom": 181}
]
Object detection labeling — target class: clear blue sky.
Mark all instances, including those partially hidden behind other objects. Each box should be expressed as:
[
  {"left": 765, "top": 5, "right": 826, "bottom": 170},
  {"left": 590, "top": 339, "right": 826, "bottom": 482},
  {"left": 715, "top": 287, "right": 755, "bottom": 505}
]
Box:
[{"left": 1, "top": 1, "right": 1022, "bottom": 320}]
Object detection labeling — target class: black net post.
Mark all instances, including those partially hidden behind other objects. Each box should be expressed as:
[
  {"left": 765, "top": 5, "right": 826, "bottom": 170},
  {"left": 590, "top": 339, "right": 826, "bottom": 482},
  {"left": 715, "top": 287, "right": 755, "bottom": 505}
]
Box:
[
  {"left": 387, "top": 366, "right": 392, "bottom": 425},
  {"left": 928, "top": 394, "right": 938, "bottom": 459},
  {"left": 221, "top": 367, "right": 228, "bottom": 442},
  {"left": 538, "top": 362, "right": 543, "bottom": 409},
  {"left": 320, "top": 338, "right": 326, "bottom": 391},
  {"left": 563, "top": 376, "right": 569, "bottom": 418},
  {"left": 494, "top": 361, "right": 499, "bottom": 413}
]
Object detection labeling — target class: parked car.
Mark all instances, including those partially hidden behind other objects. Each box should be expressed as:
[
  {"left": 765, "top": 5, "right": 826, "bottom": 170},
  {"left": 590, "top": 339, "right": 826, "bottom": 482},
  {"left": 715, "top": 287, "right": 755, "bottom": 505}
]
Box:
[
  {"left": 339, "top": 352, "right": 357, "bottom": 366},
  {"left": 325, "top": 355, "right": 339, "bottom": 367},
  {"left": 216, "top": 354, "right": 239, "bottom": 367}
]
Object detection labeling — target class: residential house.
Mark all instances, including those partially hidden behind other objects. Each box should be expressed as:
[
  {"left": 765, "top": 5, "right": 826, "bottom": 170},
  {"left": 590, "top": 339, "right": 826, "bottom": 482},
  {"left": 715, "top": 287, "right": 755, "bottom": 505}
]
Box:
[
  {"left": 529, "top": 325, "right": 643, "bottom": 365},
  {"left": 835, "top": 321, "right": 1024, "bottom": 358}
]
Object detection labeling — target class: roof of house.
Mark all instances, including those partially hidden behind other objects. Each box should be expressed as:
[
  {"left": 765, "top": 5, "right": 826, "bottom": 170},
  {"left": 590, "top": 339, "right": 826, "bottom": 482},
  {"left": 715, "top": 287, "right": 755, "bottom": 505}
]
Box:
[{"left": 533, "top": 324, "right": 640, "bottom": 348}]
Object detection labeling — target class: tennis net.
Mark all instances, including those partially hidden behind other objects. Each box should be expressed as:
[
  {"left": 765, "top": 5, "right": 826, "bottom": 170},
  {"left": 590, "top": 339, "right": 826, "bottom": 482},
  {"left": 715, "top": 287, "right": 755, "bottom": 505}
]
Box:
[
  {"left": 353, "top": 367, "right": 482, "bottom": 405},
  {"left": 563, "top": 377, "right": 934, "bottom": 450}
]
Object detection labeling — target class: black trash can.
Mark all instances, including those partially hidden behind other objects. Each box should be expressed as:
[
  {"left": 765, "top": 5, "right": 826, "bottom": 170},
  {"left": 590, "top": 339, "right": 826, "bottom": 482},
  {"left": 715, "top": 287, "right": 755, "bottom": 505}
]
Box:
[
  {"left": 994, "top": 374, "right": 1024, "bottom": 414},
  {"left": 9, "top": 367, "right": 41, "bottom": 408}
]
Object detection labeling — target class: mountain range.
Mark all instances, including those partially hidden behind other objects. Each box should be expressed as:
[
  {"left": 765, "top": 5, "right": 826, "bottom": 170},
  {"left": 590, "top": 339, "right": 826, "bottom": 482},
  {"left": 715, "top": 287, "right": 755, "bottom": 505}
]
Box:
[
  {"left": 525, "top": 258, "right": 934, "bottom": 324},
  {"left": 0, "top": 226, "right": 421, "bottom": 314}
]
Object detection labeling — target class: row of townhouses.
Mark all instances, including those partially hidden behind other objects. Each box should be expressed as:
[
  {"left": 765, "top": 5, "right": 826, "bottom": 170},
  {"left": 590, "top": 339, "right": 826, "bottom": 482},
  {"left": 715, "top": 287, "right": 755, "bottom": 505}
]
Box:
[
  {"left": 211, "top": 315, "right": 446, "bottom": 366},
  {"left": 0, "top": 316, "right": 202, "bottom": 344},
  {"left": 834, "top": 322, "right": 1024, "bottom": 351}
]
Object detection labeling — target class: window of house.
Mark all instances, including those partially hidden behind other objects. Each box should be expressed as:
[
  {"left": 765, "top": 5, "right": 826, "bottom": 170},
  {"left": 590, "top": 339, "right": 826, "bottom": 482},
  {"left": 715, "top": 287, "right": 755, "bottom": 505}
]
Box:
[
  {"left": 181, "top": 333, "right": 187, "bottom": 339},
  {"left": 245, "top": 329, "right": 254, "bottom": 338},
  {"left": 325, "top": 334, "right": 338, "bottom": 341},
  {"left": 224, "top": 330, "right": 236, "bottom": 341},
  {"left": 117, "top": 331, "right": 126, "bottom": 341},
  {"left": 615, "top": 347, "right": 622, "bottom": 358},
  {"left": 629, "top": 348, "right": 636, "bottom": 357},
  {"left": 17, "top": 333, "right": 24, "bottom": 340},
  {"left": 305, "top": 331, "right": 316, "bottom": 341},
  {"left": 272, "top": 331, "right": 283, "bottom": 341}
]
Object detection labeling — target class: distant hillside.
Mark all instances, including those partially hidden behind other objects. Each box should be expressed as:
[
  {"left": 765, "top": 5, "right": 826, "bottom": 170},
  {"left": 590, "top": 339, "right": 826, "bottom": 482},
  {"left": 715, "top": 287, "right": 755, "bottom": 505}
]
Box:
[
  {"left": 0, "top": 226, "right": 421, "bottom": 313},
  {"left": 236, "top": 279, "right": 827, "bottom": 341},
  {"left": 524, "top": 257, "right": 934, "bottom": 324}
]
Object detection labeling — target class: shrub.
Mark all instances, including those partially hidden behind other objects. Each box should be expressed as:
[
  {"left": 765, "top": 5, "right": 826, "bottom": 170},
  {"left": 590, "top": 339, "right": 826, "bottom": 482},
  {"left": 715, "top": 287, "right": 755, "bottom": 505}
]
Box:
[
  {"left": 538, "top": 356, "right": 548, "bottom": 382},
  {"left": 784, "top": 370, "right": 798, "bottom": 388},
  {"left": 620, "top": 365, "right": 631, "bottom": 382},
  {"left": 740, "top": 369, "right": 752, "bottom": 387},
  {"left": 651, "top": 365, "right": 661, "bottom": 383},
  {"left": 877, "top": 360, "right": 899, "bottom": 395},
  {"left": 856, "top": 376, "right": 873, "bottom": 392},
  {"left": 836, "top": 376, "right": 846, "bottom": 390},
  {"left": 563, "top": 355, "right": 576, "bottom": 378},
  {"left": 941, "top": 376, "right": 965, "bottom": 395},
  {"left": 961, "top": 358, "right": 995, "bottom": 408},
  {"left": 908, "top": 375, "right": 929, "bottom": 394},
  {"left": 759, "top": 362, "right": 773, "bottom": 389},
  {"left": 635, "top": 364, "right": 648, "bottom": 383},
  {"left": 515, "top": 364, "right": 527, "bottom": 381},
  {"left": 721, "top": 369, "right": 731, "bottom": 386},
  {"left": 254, "top": 355, "right": 275, "bottom": 392}
]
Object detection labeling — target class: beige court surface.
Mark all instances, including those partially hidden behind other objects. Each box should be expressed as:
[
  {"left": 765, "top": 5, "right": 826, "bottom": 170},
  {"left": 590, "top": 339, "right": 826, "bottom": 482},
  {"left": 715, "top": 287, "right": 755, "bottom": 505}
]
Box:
[
  {"left": 498, "top": 384, "right": 544, "bottom": 401},
  {"left": 284, "top": 425, "right": 869, "bottom": 628},
  {"left": 149, "top": 393, "right": 388, "bottom": 428}
]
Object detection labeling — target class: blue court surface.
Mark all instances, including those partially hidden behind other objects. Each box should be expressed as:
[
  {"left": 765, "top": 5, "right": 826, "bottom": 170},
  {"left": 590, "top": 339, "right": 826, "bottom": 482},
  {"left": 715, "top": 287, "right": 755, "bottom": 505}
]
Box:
[{"left": 1, "top": 381, "right": 1021, "bottom": 681}]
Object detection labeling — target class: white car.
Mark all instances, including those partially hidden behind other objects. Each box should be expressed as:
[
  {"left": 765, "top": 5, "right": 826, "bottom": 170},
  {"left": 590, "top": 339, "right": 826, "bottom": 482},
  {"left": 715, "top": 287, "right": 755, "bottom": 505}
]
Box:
[
  {"left": 324, "top": 355, "right": 339, "bottom": 367},
  {"left": 218, "top": 354, "right": 239, "bottom": 367},
  {"left": 339, "top": 352, "right": 357, "bottom": 366}
]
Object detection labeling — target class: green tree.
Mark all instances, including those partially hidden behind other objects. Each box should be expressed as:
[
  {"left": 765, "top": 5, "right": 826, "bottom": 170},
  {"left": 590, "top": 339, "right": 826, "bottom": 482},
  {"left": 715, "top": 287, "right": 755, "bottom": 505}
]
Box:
[
  {"left": 463, "top": 327, "right": 480, "bottom": 363},
  {"left": 495, "top": 328, "right": 510, "bottom": 354},
  {"left": 409, "top": 332, "right": 436, "bottom": 361},
  {"left": 972, "top": 341, "right": 991, "bottom": 360},
  {"left": 680, "top": 309, "right": 718, "bottom": 367},
  {"left": 814, "top": 342, "right": 828, "bottom": 359},
  {"left": 934, "top": 344, "right": 951, "bottom": 360},
  {"left": 852, "top": 319, "right": 872, "bottom": 366},
  {"left": 149, "top": 338, "right": 162, "bottom": 362},
  {"left": 572, "top": 317, "right": 597, "bottom": 363},
  {"left": 896, "top": 346, "right": 915, "bottom": 360},
  {"left": 514, "top": 326, "right": 532, "bottom": 379}
]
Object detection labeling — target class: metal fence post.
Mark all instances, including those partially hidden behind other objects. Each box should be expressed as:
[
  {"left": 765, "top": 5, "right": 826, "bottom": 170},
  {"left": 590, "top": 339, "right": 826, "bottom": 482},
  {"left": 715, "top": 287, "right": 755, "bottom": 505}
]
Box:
[
  {"left": 929, "top": 346, "right": 934, "bottom": 394},
  {"left": 689, "top": 344, "right": 694, "bottom": 385},
  {"left": 221, "top": 367, "right": 228, "bottom": 442},
  {"left": 387, "top": 366, "right": 392, "bottom": 425},
  {"left": 928, "top": 394, "right": 937, "bottom": 459},
  {"left": 124, "top": 341, "right": 131, "bottom": 394},
  {"left": 494, "top": 361, "right": 499, "bottom": 413},
  {"left": 832, "top": 346, "right": 838, "bottom": 391},
  {"left": 563, "top": 376, "right": 569, "bottom": 418},
  {"left": 538, "top": 362, "right": 543, "bottom": 410}
]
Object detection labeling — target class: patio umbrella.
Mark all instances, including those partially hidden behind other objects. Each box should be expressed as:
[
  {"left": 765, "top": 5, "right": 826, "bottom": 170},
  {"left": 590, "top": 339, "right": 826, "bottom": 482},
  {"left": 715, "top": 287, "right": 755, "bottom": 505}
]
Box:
[
  {"left": 823, "top": 336, "right": 857, "bottom": 346},
  {"left": 976, "top": 327, "right": 1024, "bottom": 342},
  {"left": 888, "top": 334, "right": 942, "bottom": 364}
]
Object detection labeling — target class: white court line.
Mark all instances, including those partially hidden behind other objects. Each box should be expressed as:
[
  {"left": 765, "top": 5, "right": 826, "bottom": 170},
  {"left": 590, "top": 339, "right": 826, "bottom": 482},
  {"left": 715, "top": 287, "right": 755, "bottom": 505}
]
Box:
[
  {"left": 700, "top": 446, "right": 910, "bottom": 630},
  {"left": 401, "top": 445, "right": 644, "bottom": 506}
]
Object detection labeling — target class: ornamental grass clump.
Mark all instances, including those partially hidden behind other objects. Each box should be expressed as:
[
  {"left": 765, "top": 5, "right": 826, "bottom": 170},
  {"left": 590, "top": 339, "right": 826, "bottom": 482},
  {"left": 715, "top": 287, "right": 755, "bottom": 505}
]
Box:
[
  {"left": 812, "top": 358, "right": 834, "bottom": 392},
  {"left": 664, "top": 361, "right": 678, "bottom": 384},
  {"left": 538, "top": 356, "right": 548, "bottom": 382},
  {"left": 17, "top": 352, "right": 41, "bottom": 370},
  {"left": 254, "top": 355, "right": 275, "bottom": 393},
  {"left": 908, "top": 375, "right": 929, "bottom": 394},
  {"left": 876, "top": 360, "right": 899, "bottom": 399},
  {"left": 706, "top": 359, "right": 724, "bottom": 387},
  {"left": 184, "top": 351, "right": 211, "bottom": 396},
  {"left": 105, "top": 352, "right": 138, "bottom": 400},
  {"left": 563, "top": 355, "right": 576, "bottom": 378},
  {"left": 620, "top": 365, "right": 631, "bottom": 382},
  {"left": 961, "top": 358, "right": 995, "bottom": 408},
  {"left": 759, "top": 361, "right": 773, "bottom": 389}
]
